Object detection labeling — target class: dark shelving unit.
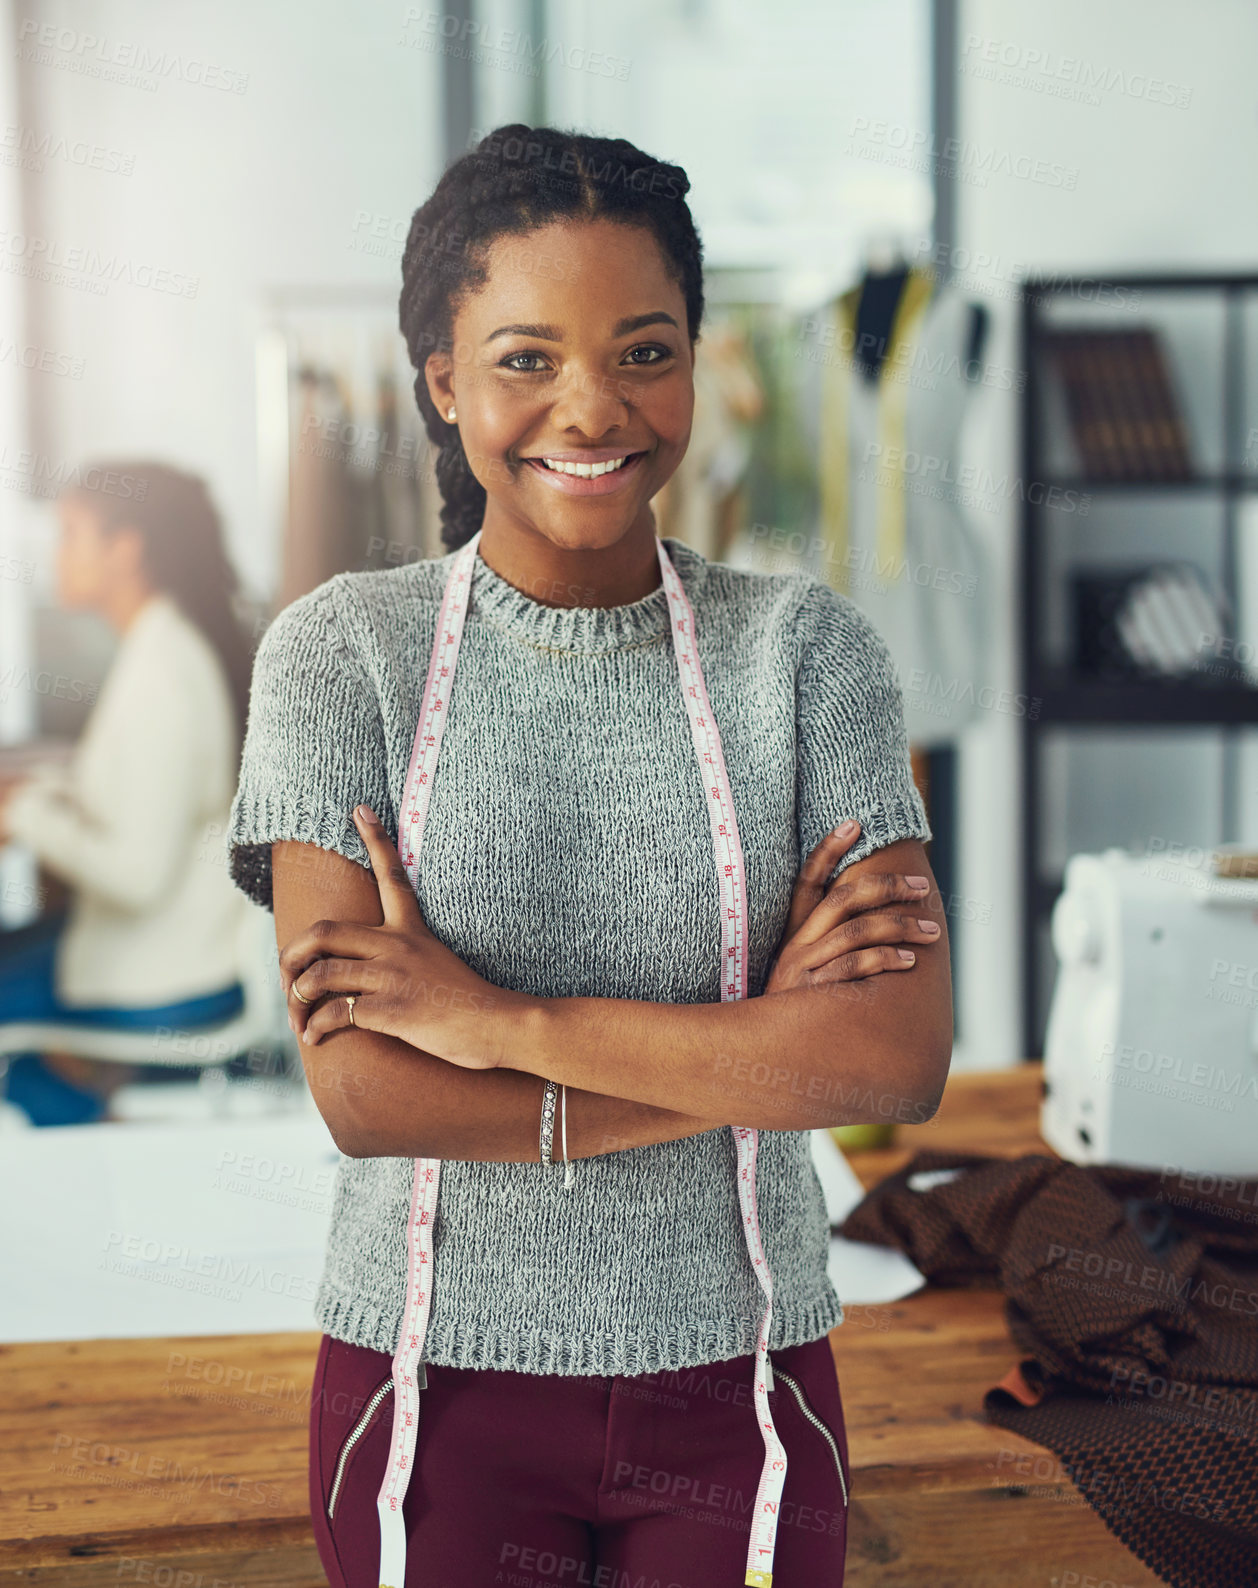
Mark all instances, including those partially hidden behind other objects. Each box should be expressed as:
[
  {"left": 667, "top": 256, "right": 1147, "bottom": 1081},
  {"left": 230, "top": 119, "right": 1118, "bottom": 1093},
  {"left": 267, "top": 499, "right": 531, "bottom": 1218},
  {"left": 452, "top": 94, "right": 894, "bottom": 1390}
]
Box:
[{"left": 1018, "top": 271, "right": 1258, "bottom": 1058}]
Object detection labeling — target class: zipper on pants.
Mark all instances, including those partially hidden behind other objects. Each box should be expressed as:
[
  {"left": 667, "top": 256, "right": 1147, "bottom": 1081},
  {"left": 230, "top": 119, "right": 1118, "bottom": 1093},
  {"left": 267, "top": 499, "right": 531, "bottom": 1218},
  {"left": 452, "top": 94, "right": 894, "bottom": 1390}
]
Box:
[
  {"left": 326, "top": 1360, "right": 428, "bottom": 1522},
  {"left": 771, "top": 1362, "right": 849, "bottom": 1508},
  {"left": 327, "top": 1376, "right": 394, "bottom": 1522}
]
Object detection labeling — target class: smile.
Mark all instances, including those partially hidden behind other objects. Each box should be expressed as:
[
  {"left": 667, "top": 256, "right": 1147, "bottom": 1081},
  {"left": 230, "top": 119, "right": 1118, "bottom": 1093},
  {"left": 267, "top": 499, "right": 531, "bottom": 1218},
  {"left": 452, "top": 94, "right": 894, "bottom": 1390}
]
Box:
[
  {"left": 541, "top": 455, "right": 628, "bottom": 477},
  {"left": 522, "top": 450, "right": 648, "bottom": 496}
]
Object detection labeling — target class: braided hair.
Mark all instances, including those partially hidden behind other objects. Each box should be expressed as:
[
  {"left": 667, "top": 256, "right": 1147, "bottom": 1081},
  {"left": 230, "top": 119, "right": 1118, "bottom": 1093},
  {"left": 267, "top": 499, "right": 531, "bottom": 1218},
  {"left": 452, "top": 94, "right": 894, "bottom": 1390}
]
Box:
[{"left": 399, "top": 125, "right": 705, "bottom": 552}]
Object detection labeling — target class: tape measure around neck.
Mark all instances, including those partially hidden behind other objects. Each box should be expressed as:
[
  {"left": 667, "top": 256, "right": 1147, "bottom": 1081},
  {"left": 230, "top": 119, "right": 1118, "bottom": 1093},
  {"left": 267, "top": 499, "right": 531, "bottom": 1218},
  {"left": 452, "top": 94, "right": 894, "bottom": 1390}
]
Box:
[{"left": 376, "top": 529, "right": 785, "bottom": 1588}]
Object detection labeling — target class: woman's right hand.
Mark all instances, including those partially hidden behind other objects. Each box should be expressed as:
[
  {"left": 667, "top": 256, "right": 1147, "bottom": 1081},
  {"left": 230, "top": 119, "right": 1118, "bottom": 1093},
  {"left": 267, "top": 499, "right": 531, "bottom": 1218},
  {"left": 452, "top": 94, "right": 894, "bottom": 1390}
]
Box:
[{"left": 763, "top": 821, "right": 940, "bottom": 995}]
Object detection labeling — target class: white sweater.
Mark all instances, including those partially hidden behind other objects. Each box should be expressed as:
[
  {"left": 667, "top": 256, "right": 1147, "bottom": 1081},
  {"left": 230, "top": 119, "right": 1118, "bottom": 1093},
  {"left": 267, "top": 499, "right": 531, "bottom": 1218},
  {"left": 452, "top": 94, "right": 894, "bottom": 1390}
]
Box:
[{"left": 5, "top": 591, "right": 248, "bottom": 1007}]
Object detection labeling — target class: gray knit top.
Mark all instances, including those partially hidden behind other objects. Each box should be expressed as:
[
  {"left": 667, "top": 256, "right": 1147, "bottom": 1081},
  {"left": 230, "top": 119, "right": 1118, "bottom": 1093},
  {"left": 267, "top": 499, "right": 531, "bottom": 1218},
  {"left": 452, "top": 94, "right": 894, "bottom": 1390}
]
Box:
[{"left": 226, "top": 536, "right": 930, "bottom": 1376}]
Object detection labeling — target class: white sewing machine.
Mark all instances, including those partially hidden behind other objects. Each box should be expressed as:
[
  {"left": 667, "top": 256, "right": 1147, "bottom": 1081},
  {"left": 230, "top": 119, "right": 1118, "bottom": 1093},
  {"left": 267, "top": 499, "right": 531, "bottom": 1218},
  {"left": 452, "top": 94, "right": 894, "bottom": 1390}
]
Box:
[{"left": 1042, "top": 848, "right": 1258, "bottom": 1175}]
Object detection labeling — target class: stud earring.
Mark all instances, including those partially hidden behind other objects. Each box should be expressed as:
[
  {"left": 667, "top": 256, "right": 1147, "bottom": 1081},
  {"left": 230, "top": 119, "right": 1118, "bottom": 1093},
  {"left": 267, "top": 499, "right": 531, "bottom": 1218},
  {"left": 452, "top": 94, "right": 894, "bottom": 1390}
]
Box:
[{"left": 447, "top": 408, "right": 457, "bottom": 423}]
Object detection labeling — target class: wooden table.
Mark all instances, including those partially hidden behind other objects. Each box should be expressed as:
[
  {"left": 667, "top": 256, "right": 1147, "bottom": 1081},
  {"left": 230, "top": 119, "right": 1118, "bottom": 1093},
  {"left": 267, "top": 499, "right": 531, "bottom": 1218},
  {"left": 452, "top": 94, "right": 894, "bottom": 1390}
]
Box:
[{"left": 0, "top": 1065, "right": 1165, "bottom": 1586}]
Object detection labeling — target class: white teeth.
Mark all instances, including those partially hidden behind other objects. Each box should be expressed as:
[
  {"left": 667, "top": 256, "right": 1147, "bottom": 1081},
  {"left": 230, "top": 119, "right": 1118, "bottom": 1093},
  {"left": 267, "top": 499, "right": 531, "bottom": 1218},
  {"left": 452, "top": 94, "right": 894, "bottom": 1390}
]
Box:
[{"left": 540, "top": 455, "right": 629, "bottom": 478}]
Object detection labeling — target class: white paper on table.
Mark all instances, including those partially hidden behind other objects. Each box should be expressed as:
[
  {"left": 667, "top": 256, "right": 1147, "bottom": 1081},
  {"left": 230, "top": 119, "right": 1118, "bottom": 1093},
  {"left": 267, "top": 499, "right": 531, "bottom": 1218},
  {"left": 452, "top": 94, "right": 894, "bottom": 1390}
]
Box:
[
  {"left": 809, "top": 1129, "right": 926, "bottom": 1307},
  {"left": 0, "top": 1114, "right": 339, "bottom": 1343},
  {"left": 2, "top": 1110, "right": 927, "bottom": 1340}
]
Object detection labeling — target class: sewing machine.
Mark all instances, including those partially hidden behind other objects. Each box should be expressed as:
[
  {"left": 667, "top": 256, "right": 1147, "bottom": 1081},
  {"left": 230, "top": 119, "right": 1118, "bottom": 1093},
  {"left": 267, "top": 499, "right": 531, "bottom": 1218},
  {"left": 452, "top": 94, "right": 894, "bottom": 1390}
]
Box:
[{"left": 1042, "top": 848, "right": 1258, "bottom": 1174}]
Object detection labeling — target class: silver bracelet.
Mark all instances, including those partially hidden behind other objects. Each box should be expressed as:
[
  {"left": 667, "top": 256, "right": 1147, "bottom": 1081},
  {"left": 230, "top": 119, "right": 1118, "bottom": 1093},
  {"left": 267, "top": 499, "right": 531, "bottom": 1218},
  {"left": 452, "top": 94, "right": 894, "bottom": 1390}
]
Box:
[
  {"left": 539, "top": 1078, "right": 559, "bottom": 1166},
  {"left": 560, "top": 1084, "right": 575, "bottom": 1191}
]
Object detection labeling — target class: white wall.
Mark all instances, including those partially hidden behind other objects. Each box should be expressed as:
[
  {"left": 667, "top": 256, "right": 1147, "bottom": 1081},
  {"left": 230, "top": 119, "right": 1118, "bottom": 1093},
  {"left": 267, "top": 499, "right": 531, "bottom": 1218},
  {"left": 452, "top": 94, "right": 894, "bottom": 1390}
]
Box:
[
  {"left": 951, "top": 0, "right": 1258, "bottom": 1068},
  {"left": 541, "top": 0, "right": 931, "bottom": 298},
  {"left": 0, "top": 0, "right": 40, "bottom": 924},
  {"left": 15, "top": 0, "right": 442, "bottom": 599},
  {"left": 1, "top": 0, "right": 32, "bottom": 746}
]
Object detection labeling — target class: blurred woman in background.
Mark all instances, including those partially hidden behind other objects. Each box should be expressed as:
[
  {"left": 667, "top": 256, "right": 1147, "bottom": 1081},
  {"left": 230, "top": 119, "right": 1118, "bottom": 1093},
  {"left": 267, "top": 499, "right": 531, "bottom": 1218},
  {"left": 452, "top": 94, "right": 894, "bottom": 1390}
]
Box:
[{"left": 0, "top": 462, "right": 253, "bottom": 1126}]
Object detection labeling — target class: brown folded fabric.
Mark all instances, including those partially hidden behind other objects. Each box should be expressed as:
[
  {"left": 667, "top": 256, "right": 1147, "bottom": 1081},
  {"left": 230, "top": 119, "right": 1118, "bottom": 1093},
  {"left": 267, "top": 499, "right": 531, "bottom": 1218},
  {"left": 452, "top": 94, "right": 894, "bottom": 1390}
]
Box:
[{"left": 838, "top": 1150, "right": 1258, "bottom": 1588}]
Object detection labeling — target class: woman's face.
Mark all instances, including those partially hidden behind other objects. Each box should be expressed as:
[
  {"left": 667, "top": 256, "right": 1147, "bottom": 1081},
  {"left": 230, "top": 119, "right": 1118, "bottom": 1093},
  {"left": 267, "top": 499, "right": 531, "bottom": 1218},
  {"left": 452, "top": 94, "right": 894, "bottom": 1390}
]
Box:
[
  {"left": 54, "top": 494, "right": 141, "bottom": 610},
  {"left": 55, "top": 494, "right": 111, "bottom": 609},
  {"left": 425, "top": 217, "right": 695, "bottom": 555}
]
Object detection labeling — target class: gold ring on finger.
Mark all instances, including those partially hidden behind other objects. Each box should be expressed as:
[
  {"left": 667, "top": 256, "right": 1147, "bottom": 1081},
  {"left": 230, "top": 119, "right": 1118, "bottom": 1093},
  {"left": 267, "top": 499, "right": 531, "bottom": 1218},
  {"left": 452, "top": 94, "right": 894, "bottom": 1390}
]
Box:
[
  {"left": 346, "top": 994, "right": 356, "bottom": 1027},
  {"left": 292, "top": 984, "right": 311, "bottom": 1006}
]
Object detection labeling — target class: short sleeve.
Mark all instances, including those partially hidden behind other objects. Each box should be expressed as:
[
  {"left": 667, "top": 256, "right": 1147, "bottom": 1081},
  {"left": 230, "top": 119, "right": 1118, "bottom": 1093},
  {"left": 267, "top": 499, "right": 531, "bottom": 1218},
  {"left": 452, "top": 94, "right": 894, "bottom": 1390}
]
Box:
[
  {"left": 226, "top": 579, "right": 396, "bottom": 913},
  {"left": 794, "top": 578, "right": 931, "bottom": 884}
]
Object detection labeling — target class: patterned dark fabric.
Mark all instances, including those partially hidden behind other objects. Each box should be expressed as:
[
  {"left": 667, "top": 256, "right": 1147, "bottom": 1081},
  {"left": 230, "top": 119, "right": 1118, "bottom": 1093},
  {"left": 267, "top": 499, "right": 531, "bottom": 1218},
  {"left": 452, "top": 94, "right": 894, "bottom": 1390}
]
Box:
[{"left": 838, "top": 1151, "right": 1258, "bottom": 1588}]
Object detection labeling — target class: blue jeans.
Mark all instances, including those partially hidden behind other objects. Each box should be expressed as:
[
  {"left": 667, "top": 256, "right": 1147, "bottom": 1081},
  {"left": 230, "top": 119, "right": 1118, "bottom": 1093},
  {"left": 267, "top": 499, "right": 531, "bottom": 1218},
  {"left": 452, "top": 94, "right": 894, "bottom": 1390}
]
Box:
[{"left": 0, "top": 914, "right": 245, "bottom": 1125}]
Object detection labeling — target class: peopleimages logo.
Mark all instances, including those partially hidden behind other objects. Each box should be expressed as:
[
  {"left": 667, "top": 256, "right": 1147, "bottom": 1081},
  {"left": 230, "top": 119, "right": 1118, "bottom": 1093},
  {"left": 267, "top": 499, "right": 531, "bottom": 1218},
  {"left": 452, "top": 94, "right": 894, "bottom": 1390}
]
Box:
[
  {"left": 0, "top": 336, "right": 85, "bottom": 378},
  {"left": 960, "top": 33, "right": 1192, "bottom": 109},
  {"left": 915, "top": 243, "right": 1144, "bottom": 311},
  {"left": 466, "top": 129, "right": 680, "bottom": 198},
  {"left": 860, "top": 442, "right": 1091, "bottom": 514},
  {"left": 904, "top": 669, "right": 1041, "bottom": 721},
  {"left": 15, "top": 18, "right": 249, "bottom": 93},
  {"left": 848, "top": 116, "right": 1079, "bottom": 189},
  {"left": 0, "top": 230, "right": 199, "bottom": 297},
  {"left": 0, "top": 448, "right": 149, "bottom": 497},
  {"left": 1, "top": 123, "right": 136, "bottom": 175},
  {"left": 406, "top": 12, "right": 631, "bottom": 81}
]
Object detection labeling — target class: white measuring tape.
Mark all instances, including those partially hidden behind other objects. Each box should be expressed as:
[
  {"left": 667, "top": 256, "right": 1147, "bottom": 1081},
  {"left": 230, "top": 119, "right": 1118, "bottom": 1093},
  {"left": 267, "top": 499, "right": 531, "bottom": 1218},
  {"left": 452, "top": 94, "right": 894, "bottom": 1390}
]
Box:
[{"left": 377, "top": 529, "right": 786, "bottom": 1588}]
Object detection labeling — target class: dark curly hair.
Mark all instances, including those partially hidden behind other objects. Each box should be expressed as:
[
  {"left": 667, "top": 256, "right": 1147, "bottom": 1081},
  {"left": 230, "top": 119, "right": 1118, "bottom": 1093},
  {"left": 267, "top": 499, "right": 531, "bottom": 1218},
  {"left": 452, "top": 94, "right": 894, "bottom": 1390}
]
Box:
[{"left": 399, "top": 124, "right": 706, "bottom": 552}]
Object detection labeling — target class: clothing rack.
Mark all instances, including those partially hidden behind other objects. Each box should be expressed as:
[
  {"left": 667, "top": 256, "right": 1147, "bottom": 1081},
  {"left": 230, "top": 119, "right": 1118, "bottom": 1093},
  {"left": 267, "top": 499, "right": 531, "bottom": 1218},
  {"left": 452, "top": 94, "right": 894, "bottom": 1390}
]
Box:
[{"left": 257, "top": 289, "right": 442, "bottom": 610}]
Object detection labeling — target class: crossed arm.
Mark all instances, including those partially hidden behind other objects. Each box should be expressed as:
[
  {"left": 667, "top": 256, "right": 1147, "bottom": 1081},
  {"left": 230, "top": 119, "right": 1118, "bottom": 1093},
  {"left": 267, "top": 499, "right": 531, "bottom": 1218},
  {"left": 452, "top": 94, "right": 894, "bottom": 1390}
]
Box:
[{"left": 271, "top": 824, "right": 952, "bottom": 1162}]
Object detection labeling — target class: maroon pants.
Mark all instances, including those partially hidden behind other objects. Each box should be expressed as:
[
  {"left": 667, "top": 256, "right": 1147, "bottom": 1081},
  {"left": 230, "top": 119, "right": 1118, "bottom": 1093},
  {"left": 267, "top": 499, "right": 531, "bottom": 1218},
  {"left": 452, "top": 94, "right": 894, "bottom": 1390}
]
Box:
[{"left": 309, "top": 1332, "right": 849, "bottom": 1587}]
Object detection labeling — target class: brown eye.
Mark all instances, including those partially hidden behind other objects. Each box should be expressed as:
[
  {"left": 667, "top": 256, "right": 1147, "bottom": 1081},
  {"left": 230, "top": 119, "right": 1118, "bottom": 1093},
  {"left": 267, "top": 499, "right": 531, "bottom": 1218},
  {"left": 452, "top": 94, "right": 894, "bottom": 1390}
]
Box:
[{"left": 624, "top": 344, "right": 671, "bottom": 365}]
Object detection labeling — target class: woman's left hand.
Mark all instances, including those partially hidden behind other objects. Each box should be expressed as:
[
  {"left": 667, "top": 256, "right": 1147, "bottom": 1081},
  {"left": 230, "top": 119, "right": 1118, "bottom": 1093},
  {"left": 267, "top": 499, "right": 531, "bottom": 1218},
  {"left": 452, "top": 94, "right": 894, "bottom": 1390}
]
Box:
[{"left": 279, "top": 803, "right": 517, "bottom": 1069}]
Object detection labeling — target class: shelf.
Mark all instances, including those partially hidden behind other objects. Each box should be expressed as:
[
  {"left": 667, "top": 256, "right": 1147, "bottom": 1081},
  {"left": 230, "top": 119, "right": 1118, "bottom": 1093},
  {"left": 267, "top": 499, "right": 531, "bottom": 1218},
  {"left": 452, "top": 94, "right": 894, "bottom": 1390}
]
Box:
[
  {"left": 1028, "top": 676, "right": 1258, "bottom": 726},
  {"left": 1019, "top": 270, "right": 1257, "bottom": 1059},
  {"left": 1035, "top": 474, "right": 1258, "bottom": 493},
  {"left": 1023, "top": 272, "right": 1258, "bottom": 292}
]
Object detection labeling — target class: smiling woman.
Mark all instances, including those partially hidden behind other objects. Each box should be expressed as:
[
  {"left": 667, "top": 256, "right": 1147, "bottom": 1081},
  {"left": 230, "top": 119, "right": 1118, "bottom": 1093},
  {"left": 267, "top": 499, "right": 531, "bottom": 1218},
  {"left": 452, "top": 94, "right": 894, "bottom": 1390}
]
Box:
[
  {"left": 448, "top": 287, "right": 684, "bottom": 500},
  {"left": 224, "top": 124, "right": 950, "bottom": 1588},
  {"left": 418, "top": 216, "right": 692, "bottom": 589}
]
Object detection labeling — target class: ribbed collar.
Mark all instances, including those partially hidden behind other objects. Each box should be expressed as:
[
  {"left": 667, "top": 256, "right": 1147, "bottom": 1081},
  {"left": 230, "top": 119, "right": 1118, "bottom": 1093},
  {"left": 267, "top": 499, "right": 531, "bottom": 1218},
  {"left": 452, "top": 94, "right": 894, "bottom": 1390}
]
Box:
[{"left": 460, "top": 535, "right": 710, "bottom": 656}]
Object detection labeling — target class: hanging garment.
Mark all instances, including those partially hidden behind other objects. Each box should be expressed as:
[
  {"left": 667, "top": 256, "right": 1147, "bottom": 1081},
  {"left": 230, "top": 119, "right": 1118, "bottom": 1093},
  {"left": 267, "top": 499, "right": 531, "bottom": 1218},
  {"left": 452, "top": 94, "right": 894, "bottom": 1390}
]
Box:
[
  {"left": 280, "top": 370, "right": 361, "bottom": 608},
  {"left": 839, "top": 1149, "right": 1258, "bottom": 1588},
  {"left": 359, "top": 368, "right": 432, "bottom": 570},
  {"left": 797, "top": 267, "right": 993, "bottom": 746}
]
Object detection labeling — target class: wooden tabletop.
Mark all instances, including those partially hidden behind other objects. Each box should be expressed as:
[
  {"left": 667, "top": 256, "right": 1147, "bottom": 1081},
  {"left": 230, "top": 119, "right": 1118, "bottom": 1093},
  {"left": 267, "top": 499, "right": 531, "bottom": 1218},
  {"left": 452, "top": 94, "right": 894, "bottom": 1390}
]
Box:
[{"left": 0, "top": 1063, "right": 1165, "bottom": 1587}]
